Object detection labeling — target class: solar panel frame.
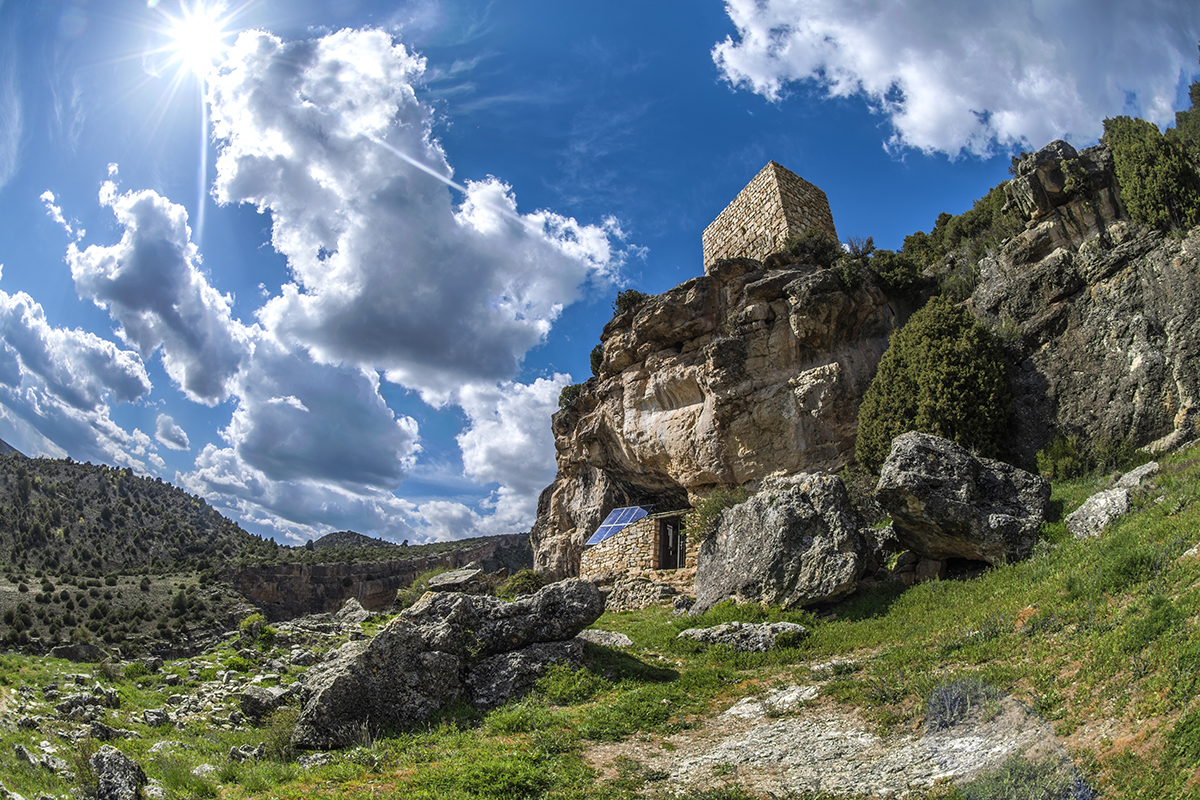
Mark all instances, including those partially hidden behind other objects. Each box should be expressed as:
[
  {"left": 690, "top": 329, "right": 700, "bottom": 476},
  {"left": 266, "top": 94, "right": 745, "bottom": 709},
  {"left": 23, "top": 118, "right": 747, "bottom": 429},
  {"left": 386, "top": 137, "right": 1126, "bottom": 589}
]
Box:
[{"left": 584, "top": 506, "right": 649, "bottom": 546}]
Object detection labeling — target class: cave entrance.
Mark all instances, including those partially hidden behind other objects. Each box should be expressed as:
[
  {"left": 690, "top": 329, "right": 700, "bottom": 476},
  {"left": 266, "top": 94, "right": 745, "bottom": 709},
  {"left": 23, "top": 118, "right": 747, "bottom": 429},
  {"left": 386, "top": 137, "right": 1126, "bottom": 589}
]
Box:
[{"left": 657, "top": 515, "right": 685, "bottom": 570}]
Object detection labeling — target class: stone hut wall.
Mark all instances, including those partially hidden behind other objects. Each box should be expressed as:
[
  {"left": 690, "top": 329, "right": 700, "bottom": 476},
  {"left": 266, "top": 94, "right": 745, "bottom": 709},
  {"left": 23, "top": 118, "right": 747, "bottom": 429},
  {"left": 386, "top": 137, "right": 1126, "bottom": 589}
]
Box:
[
  {"left": 579, "top": 515, "right": 694, "bottom": 581},
  {"left": 701, "top": 162, "right": 838, "bottom": 269}
]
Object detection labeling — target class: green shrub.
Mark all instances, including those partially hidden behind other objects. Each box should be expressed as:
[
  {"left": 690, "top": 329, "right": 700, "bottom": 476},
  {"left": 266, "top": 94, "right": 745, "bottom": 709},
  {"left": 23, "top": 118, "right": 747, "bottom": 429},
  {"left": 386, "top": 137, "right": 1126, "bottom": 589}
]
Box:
[
  {"left": 590, "top": 343, "right": 604, "bottom": 377},
  {"left": 557, "top": 383, "right": 584, "bottom": 409},
  {"left": 855, "top": 295, "right": 1012, "bottom": 473},
  {"left": 683, "top": 486, "right": 750, "bottom": 544},
  {"left": 261, "top": 705, "right": 301, "bottom": 761},
  {"left": 925, "top": 678, "right": 1002, "bottom": 730},
  {"left": 611, "top": 289, "right": 648, "bottom": 317},
  {"left": 957, "top": 754, "right": 1084, "bottom": 800},
  {"left": 496, "top": 569, "right": 544, "bottom": 600},
  {"left": 1103, "top": 115, "right": 1200, "bottom": 231},
  {"left": 782, "top": 227, "right": 842, "bottom": 269}
]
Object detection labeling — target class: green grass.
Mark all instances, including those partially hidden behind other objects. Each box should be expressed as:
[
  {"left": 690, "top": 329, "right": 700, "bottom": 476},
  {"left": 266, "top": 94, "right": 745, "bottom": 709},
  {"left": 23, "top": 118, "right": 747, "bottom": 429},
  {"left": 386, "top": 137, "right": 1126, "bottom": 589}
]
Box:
[{"left": 2, "top": 445, "right": 1199, "bottom": 799}]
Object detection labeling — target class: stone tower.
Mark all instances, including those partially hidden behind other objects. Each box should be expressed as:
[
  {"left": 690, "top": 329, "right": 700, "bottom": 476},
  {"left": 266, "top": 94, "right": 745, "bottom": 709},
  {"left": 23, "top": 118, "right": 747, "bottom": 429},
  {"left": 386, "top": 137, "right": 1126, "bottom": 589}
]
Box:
[{"left": 701, "top": 162, "right": 838, "bottom": 270}]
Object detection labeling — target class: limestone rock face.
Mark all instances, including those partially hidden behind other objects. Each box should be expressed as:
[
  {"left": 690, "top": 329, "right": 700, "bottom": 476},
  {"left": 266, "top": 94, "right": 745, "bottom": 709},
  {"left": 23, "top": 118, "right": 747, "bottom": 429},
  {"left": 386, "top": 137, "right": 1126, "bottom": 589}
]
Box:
[
  {"left": 291, "top": 579, "right": 603, "bottom": 748},
  {"left": 876, "top": 433, "right": 1051, "bottom": 565},
  {"left": 977, "top": 140, "right": 1200, "bottom": 465},
  {"left": 691, "top": 473, "right": 870, "bottom": 614},
  {"left": 533, "top": 257, "right": 923, "bottom": 578}
]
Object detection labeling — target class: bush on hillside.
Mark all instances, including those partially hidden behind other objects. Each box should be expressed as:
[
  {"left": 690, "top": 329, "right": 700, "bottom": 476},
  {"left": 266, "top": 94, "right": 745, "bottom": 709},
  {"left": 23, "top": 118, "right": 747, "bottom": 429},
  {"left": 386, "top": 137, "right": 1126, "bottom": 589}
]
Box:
[
  {"left": 496, "top": 569, "right": 544, "bottom": 600},
  {"left": 781, "top": 228, "right": 843, "bottom": 269},
  {"left": 683, "top": 486, "right": 750, "bottom": 544},
  {"left": 855, "top": 295, "right": 1012, "bottom": 473},
  {"left": 1103, "top": 115, "right": 1200, "bottom": 231},
  {"left": 611, "top": 289, "right": 648, "bottom": 317},
  {"left": 558, "top": 383, "right": 584, "bottom": 409}
]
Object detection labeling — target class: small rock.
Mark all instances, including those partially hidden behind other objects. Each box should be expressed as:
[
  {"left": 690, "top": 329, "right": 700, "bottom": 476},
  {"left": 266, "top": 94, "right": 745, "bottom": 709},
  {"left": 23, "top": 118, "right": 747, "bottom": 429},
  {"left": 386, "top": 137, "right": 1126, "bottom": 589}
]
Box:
[
  {"left": 1116, "top": 461, "right": 1160, "bottom": 489},
  {"left": 143, "top": 709, "right": 171, "bottom": 727},
  {"left": 297, "top": 752, "right": 334, "bottom": 768},
  {"left": 16, "top": 716, "right": 41, "bottom": 731},
  {"left": 191, "top": 764, "right": 217, "bottom": 778},
  {"left": 677, "top": 621, "right": 808, "bottom": 653},
  {"left": 575, "top": 630, "right": 633, "bottom": 648},
  {"left": 228, "top": 744, "right": 264, "bottom": 763},
  {"left": 0, "top": 782, "right": 27, "bottom": 800},
  {"left": 14, "top": 743, "right": 39, "bottom": 766},
  {"left": 90, "top": 745, "right": 146, "bottom": 800},
  {"left": 1066, "top": 488, "right": 1131, "bottom": 538}
]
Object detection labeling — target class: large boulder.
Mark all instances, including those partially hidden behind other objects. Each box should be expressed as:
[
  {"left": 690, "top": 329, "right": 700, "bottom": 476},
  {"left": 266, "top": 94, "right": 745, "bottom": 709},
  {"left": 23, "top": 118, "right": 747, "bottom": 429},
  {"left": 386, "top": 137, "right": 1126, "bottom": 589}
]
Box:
[
  {"left": 691, "top": 473, "right": 870, "bottom": 614},
  {"left": 876, "top": 433, "right": 1051, "bottom": 565},
  {"left": 292, "top": 579, "right": 604, "bottom": 749}
]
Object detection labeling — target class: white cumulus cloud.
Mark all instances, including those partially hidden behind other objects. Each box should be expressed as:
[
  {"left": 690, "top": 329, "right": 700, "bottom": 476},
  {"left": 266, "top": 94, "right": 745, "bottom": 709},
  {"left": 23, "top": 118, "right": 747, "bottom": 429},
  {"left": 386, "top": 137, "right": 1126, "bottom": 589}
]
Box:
[
  {"left": 207, "top": 27, "right": 626, "bottom": 404},
  {"left": 67, "top": 182, "right": 253, "bottom": 405},
  {"left": 714, "top": 0, "right": 1200, "bottom": 156},
  {"left": 155, "top": 413, "right": 190, "bottom": 451}
]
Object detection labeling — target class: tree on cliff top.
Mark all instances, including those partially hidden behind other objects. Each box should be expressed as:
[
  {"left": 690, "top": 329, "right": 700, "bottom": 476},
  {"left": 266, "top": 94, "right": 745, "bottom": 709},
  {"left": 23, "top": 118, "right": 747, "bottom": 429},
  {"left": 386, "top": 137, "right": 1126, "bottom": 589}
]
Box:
[
  {"left": 1104, "top": 115, "right": 1200, "bottom": 231},
  {"left": 855, "top": 295, "right": 1012, "bottom": 473}
]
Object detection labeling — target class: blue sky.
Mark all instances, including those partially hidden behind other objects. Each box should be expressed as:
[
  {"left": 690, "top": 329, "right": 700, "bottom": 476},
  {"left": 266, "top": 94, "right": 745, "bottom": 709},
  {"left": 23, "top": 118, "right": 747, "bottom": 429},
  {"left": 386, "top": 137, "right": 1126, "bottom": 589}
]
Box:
[{"left": 0, "top": 0, "right": 1196, "bottom": 545}]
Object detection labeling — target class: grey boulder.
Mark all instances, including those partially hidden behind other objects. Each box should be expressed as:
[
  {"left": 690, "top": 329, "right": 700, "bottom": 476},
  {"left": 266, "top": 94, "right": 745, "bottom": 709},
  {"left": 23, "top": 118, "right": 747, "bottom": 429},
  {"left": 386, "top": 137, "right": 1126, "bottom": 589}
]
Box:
[
  {"left": 292, "top": 579, "right": 604, "bottom": 749},
  {"left": 692, "top": 473, "right": 869, "bottom": 614},
  {"left": 875, "top": 433, "right": 1050, "bottom": 565}
]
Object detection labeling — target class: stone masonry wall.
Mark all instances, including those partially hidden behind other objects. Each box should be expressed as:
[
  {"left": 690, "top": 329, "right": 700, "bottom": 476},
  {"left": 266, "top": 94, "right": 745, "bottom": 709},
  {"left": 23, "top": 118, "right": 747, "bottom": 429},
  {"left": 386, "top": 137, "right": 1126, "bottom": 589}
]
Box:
[
  {"left": 579, "top": 515, "right": 694, "bottom": 580},
  {"left": 701, "top": 162, "right": 838, "bottom": 269}
]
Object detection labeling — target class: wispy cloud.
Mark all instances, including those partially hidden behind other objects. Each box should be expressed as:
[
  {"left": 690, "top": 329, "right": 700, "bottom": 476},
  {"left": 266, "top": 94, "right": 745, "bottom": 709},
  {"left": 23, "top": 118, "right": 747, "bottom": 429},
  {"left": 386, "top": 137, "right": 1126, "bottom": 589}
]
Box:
[{"left": 0, "top": 20, "right": 22, "bottom": 190}]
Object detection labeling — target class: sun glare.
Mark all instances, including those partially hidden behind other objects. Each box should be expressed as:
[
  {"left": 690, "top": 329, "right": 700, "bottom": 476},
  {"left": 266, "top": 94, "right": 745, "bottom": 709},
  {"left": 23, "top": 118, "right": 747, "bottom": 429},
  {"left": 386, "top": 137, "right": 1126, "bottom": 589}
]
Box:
[{"left": 166, "top": 2, "right": 231, "bottom": 78}]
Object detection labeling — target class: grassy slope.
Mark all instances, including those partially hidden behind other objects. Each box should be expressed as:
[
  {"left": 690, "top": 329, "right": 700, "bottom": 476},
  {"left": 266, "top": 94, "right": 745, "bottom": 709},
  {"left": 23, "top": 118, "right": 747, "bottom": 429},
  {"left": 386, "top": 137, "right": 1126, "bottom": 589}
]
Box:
[{"left": 2, "top": 445, "right": 1200, "bottom": 799}]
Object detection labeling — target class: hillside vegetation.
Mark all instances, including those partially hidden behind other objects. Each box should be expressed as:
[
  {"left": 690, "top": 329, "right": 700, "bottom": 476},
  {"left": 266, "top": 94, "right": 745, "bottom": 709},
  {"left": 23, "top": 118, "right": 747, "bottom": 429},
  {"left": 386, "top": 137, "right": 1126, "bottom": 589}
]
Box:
[{"left": 2, "top": 444, "right": 1198, "bottom": 798}]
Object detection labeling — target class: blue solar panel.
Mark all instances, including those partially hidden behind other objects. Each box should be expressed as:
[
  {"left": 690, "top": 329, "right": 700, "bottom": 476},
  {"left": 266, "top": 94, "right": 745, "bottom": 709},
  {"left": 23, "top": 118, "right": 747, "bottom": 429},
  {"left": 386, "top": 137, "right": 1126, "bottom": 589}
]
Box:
[{"left": 585, "top": 506, "right": 648, "bottom": 546}]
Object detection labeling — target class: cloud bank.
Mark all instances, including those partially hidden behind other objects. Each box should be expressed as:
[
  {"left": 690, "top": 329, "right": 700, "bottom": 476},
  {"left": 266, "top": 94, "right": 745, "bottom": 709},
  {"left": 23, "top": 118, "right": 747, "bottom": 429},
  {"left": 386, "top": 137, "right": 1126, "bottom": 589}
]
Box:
[{"left": 714, "top": 0, "right": 1200, "bottom": 156}]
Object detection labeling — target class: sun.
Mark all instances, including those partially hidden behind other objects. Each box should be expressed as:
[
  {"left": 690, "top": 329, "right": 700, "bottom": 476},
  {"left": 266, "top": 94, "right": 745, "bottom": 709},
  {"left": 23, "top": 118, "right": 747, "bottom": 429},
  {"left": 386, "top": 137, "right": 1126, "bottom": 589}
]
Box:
[{"left": 165, "top": 2, "right": 233, "bottom": 78}]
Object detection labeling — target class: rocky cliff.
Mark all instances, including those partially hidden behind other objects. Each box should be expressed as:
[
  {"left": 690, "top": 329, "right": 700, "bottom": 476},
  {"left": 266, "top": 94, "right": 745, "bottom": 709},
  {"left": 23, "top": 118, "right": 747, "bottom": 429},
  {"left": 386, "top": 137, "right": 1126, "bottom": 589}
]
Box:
[
  {"left": 531, "top": 258, "right": 927, "bottom": 578},
  {"left": 974, "top": 140, "right": 1200, "bottom": 465},
  {"left": 532, "top": 139, "right": 1200, "bottom": 580},
  {"left": 229, "top": 533, "right": 531, "bottom": 620}
]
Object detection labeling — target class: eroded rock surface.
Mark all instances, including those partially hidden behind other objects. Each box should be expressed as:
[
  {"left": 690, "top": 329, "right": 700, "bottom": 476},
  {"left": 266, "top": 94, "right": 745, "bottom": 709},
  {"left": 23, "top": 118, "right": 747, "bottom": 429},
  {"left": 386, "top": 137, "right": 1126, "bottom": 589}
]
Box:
[
  {"left": 292, "top": 579, "right": 604, "bottom": 748},
  {"left": 876, "top": 433, "right": 1050, "bottom": 565},
  {"left": 532, "top": 258, "right": 923, "bottom": 578},
  {"left": 977, "top": 140, "right": 1200, "bottom": 466},
  {"left": 692, "top": 473, "right": 871, "bottom": 613}
]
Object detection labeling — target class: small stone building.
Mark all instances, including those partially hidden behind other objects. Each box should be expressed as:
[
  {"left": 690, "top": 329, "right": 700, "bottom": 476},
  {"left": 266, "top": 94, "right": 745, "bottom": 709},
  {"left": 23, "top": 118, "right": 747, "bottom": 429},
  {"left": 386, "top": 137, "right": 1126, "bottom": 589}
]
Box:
[
  {"left": 701, "top": 162, "right": 838, "bottom": 268},
  {"left": 579, "top": 506, "right": 693, "bottom": 581}
]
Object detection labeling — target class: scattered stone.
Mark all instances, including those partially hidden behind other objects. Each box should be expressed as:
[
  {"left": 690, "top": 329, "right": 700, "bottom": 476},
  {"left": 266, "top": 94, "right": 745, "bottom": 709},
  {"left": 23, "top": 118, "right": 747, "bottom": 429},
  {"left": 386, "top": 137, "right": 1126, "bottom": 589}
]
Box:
[
  {"left": 143, "top": 709, "right": 171, "bottom": 727},
  {"left": 143, "top": 782, "right": 167, "bottom": 800},
  {"left": 677, "top": 621, "right": 808, "bottom": 653},
  {"left": 239, "top": 686, "right": 290, "bottom": 722},
  {"left": 16, "top": 716, "right": 40, "bottom": 731},
  {"left": 1066, "top": 488, "right": 1132, "bottom": 538},
  {"left": 575, "top": 629, "right": 634, "bottom": 648},
  {"left": 90, "top": 722, "right": 134, "bottom": 741},
  {"left": 191, "top": 764, "right": 216, "bottom": 778},
  {"left": 1116, "top": 461, "right": 1160, "bottom": 489},
  {"left": 290, "top": 650, "right": 317, "bottom": 667},
  {"left": 40, "top": 754, "right": 71, "bottom": 776},
  {"left": 166, "top": 694, "right": 187, "bottom": 706},
  {"left": 297, "top": 752, "right": 335, "bottom": 769},
  {"left": 293, "top": 579, "right": 604, "bottom": 749},
  {"left": 692, "top": 473, "right": 869, "bottom": 614},
  {"left": 876, "top": 432, "right": 1051, "bottom": 565},
  {"left": 147, "top": 741, "right": 184, "bottom": 754},
  {"left": 49, "top": 643, "right": 104, "bottom": 663},
  {"left": 334, "top": 598, "right": 372, "bottom": 625},
  {"left": 14, "top": 743, "right": 38, "bottom": 766},
  {"left": 228, "top": 744, "right": 264, "bottom": 763},
  {"left": 0, "top": 782, "right": 26, "bottom": 800},
  {"left": 91, "top": 745, "right": 147, "bottom": 800},
  {"left": 426, "top": 568, "right": 486, "bottom": 594},
  {"left": 164, "top": 674, "right": 181, "bottom": 687}
]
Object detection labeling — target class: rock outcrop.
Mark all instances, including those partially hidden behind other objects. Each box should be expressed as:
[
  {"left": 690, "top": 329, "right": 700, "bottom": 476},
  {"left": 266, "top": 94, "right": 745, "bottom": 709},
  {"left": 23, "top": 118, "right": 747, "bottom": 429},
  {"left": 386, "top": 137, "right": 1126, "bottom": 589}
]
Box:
[
  {"left": 691, "top": 473, "right": 872, "bottom": 614},
  {"left": 977, "top": 140, "right": 1200, "bottom": 465},
  {"left": 533, "top": 258, "right": 925, "bottom": 578},
  {"left": 291, "top": 579, "right": 604, "bottom": 748},
  {"left": 230, "top": 533, "right": 531, "bottom": 620},
  {"left": 876, "top": 433, "right": 1051, "bottom": 565}
]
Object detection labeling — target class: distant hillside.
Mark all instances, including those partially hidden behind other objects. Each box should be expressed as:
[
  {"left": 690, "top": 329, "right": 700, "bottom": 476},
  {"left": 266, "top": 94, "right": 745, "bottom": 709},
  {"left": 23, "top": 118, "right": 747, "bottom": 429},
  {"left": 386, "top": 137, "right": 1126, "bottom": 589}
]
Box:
[
  {"left": 313, "top": 530, "right": 398, "bottom": 549},
  {"left": 0, "top": 454, "right": 277, "bottom": 579},
  {"left": 0, "top": 437, "right": 20, "bottom": 458}
]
